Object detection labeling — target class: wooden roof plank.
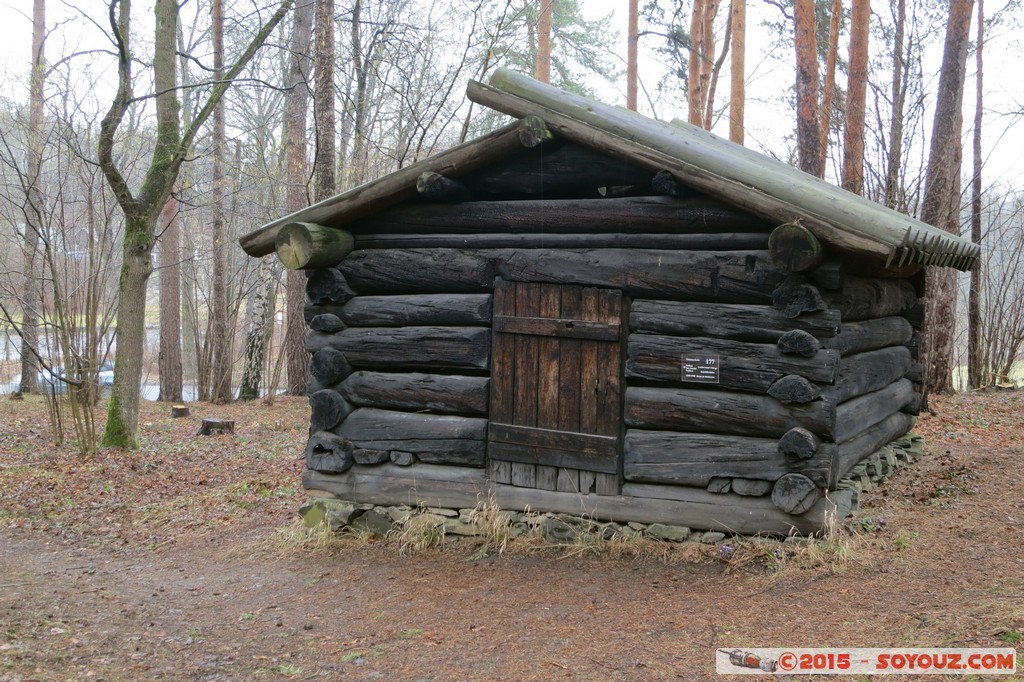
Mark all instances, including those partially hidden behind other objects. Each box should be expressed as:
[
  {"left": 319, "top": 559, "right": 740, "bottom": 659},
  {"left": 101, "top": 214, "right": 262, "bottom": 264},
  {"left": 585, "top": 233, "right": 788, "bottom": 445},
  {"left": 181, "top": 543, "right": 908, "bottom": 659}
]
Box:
[
  {"left": 477, "top": 69, "right": 978, "bottom": 272},
  {"left": 466, "top": 80, "right": 891, "bottom": 261},
  {"left": 239, "top": 119, "right": 536, "bottom": 257}
]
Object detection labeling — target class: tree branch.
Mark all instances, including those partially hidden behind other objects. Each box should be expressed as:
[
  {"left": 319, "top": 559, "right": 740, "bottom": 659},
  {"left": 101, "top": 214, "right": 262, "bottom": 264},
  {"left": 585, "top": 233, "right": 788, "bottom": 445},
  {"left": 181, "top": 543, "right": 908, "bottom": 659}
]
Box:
[
  {"left": 97, "top": 0, "right": 136, "bottom": 214},
  {"left": 180, "top": 0, "right": 295, "bottom": 157}
]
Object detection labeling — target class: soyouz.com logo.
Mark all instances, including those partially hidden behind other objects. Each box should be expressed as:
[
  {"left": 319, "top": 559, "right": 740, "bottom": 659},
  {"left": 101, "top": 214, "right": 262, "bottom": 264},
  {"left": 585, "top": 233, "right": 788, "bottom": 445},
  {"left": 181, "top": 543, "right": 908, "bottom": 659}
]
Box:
[{"left": 716, "top": 648, "right": 1017, "bottom": 675}]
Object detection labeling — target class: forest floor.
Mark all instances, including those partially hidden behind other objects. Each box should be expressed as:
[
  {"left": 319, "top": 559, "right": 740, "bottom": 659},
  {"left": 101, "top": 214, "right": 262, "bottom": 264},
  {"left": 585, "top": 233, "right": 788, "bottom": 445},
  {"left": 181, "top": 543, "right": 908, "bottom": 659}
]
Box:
[{"left": 0, "top": 392, "right": 1022, "bottom": 681}]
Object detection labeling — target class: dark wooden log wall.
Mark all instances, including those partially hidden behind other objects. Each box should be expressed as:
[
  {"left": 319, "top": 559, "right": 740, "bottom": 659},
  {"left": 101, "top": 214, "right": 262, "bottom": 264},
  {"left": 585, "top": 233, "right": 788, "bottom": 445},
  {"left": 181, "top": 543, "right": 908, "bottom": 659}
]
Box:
[
  {"left": 296, "top": 187, "right": 923, "bottom": 525},
  {"left": 302, "top": 262, "right": 495, "bottom": 469},
  {"left": 617, "top": 222, "right": 923, "bottom": 515}
]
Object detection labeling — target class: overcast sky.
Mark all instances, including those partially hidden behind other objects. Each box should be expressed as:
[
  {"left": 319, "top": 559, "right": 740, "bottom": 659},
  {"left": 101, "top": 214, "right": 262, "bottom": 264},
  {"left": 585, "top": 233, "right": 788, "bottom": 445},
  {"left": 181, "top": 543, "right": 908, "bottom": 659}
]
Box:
[{"left": 1, "top": 0, "right": 1022, "bottom": 188}]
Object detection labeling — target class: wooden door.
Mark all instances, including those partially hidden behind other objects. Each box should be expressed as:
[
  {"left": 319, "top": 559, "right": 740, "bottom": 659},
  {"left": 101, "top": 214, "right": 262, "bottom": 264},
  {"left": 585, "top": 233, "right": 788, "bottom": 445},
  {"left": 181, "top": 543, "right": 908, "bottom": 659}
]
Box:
[{"left": 488, "top": 278, "right": 624, "bottom": 496}]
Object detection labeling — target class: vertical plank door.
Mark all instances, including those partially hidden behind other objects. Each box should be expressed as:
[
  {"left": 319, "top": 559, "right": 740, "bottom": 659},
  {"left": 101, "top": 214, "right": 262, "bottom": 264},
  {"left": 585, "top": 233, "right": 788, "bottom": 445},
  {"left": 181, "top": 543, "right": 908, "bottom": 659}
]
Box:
[{"left": 488, "top": 278, "right": 624, "bottom": 495}]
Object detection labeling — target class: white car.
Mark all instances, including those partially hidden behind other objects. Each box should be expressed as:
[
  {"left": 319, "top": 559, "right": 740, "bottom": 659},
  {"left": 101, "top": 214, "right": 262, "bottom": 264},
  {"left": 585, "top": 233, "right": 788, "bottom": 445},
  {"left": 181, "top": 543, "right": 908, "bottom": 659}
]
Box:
[{"left": 36, "top": 362, "right": 115, "bottom": 393}]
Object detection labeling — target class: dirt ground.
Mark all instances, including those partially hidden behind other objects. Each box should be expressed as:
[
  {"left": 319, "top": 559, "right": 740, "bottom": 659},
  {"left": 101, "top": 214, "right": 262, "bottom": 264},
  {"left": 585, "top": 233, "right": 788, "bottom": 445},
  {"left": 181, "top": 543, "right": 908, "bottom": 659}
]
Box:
[{"left": 1, "top": 392, "right": 1022, "bottom": 681}]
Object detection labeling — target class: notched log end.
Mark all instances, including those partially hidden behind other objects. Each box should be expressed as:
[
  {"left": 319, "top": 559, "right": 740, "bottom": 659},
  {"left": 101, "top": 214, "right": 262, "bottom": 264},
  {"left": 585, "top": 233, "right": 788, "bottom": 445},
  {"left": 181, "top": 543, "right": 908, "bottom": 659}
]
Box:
[
  {"left": 416, "top": 172, "right": 472, "bottom": 203},
  {"left": 771, "top": 472, "right": 822, "bottom": 515},
  {"left": 276, "top": 222, "right": 354, "bottom": 270},
  {"left": 778, "top": 427, "right": 820, "bottom": 460},
  {"left": 517, "top": 115, "right": 555, "bottom": 148},
  {"left": 769, "top": 222, "right": 825, "bottom": 273},
  {"left": 304, "top": 431, "right": 355, "bottom": 474},
  {"left": 777, "top": 329, "right": 823, "bottom": 357},
  {"left": 772, "top": 281, "right": 827, "bottom": 319}
]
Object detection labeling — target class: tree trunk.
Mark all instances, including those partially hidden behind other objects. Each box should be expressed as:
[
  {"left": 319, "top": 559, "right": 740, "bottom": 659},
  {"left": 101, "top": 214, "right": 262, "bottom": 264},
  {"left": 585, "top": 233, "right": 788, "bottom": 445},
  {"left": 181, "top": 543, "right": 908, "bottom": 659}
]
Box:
[
  {"left": 728, "top": 0, "right": 745, "bottom": 144},
  {"left": 920, "top": 0, "right": 974, "bottom": 397},
  {"left": 209, "top": 0, "right": 232, "bottom": 404},
  {"left": 841, "top": 0, "right": 870, "bottom": 195},
  {"left": 103, "top": 214, "right": 155, "bottom": 447},
  {"left": 19, "top": 0, "right": 45, "bottom": 395},
  {"left": 314, "top": 0, "right": 336, "bottom": 200},
  {"left": 346, "top": 0, "right": 370, "bottom": 188},
  {"left": 627, "top": 0, "right": 638, "bottom": 111},
  {"left": 967, "top": 0, "right": 984, "bottom": 388},
  {"left": 883, "top": 0, "right": 907, "bottom": 210},
  {"left": 158, "top": 188, "right": 183, "bottom": 402},
  {"left": 536, "top": 0, "right": 553, "bottom": 83},
  {"left": 794, "top": 0, "right": 823, "bottom": 177},
  {"left": 817, "top": 0, "right": 841, "bottom": 172},
  {"left": 688, "top": 0, "right": 721, "bottom": 129},
  {"left": 239, "top": 257, "right": 274, "bottom": 401},
  {"left": 284, "top": 0, "right": 314, "bottom": 396}
]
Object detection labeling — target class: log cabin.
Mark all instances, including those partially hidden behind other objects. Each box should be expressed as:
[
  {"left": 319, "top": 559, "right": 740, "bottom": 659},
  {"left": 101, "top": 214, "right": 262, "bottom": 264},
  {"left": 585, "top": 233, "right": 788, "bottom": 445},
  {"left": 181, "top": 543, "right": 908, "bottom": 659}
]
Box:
[{"left": 240, "top": 69, "right": 980, "bottom": 535}]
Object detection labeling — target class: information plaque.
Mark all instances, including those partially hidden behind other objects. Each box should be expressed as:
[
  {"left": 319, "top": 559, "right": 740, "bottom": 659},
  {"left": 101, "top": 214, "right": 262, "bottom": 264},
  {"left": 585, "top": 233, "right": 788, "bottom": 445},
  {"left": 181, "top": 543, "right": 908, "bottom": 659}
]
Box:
[{"left": 682, "top": 353, "right": 720, "bottom": 384}]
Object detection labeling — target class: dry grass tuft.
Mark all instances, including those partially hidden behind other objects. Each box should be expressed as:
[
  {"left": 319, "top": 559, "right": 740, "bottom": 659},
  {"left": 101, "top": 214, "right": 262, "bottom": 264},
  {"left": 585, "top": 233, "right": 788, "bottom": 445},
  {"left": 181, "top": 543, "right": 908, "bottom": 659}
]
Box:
[{"left": 388, "top": 508, "right": 446, "bottom": 555}]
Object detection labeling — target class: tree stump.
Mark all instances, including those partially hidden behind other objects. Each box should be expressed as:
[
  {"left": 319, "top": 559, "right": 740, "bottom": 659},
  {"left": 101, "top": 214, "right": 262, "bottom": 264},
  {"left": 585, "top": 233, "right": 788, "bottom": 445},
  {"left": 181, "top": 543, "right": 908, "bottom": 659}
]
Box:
[
  {"left": 197, "top": 418, "right": 235, "bottom": 436},
  {"left": 171, "top": 405, "right": 190, "bottom": 418}
]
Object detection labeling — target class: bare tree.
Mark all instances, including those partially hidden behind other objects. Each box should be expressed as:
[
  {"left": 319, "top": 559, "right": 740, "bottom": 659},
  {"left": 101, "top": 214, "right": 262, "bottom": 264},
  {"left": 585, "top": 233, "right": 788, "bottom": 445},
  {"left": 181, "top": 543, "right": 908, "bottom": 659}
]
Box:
[
  {"left": 96, "top": 0, "right": 292, "bottom": 447},
  {"left": 967, "top": 0, "right": 984, "bottom": 388},
  {"left": 882, "top": 0, "right": 908, "bottom": 210},
  {"left": 19, "top": 0, "right": 45, "bottom": 395},
  {"left": 209, "top": 0, "right": 233, "bottom": 404},
  {"left": 919, "top": 0, "right": 974, "bottom": 397},
  {"left": 841, "top": 0, "right": 871, "bottom": 194},
  {"left": 157, "top": 188, "right": 182, "bottom": 401}
]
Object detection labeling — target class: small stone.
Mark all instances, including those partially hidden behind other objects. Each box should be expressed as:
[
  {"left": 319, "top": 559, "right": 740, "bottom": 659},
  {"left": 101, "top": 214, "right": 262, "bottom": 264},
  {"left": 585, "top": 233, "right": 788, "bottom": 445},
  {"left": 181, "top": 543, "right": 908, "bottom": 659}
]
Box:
[
  {"left": 509, "top": 522, "right": 530, "bottom": 538},
  {"left": 298, "top": 500, "right": 326, "bottom": 528},
  {"left": 425, "top": 507, "right": 458, "bottom": 518},
  {"left": 353, "top": 449, "right": 389, "bottom": 465},
  {"left": 557, "top": 515, "right": 600, "bottom": 533},
  {"left": 627, "top": 521, "right": 647, "bottom": 531},
  {"left": 385, "top": 507, "right": 413, "bottom": 524},
  {"left": 540, "top": 517, "right": 577, "bottom": 543},
  {"left": 698, "top": 531, "right": 726, "bottom": 544},
  {"left": 601, "top": 522, "right": 623, "bottom": 540},
  {"left": 707, "top": 477, "right": 732, "bottom": 494},
  {"left": 414, "top": 513, "right": 447, "bottom": 528},
  {"left": 458, "top": 508, "right": 476, "bottom": 521},
  {"left": 349, "top": 510, "right": 394, "bottom": 537},
  {"left": 389, "top": 451, "right": 415, "bottom": 466},
  {"left": 731, "top": 478, "right": 773, "bottom": 496},
  {"left": 299, "top": 499, "right": 357, "bottom": 530},
  {"left": 645, "top": 523, "right": 690, "bottom": 542},
  {"left": 523, "top": 514, "right": 545, "bottom": 528},
  {"left": 443, "top": 519, "right": 480, "bottom": 536}
]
